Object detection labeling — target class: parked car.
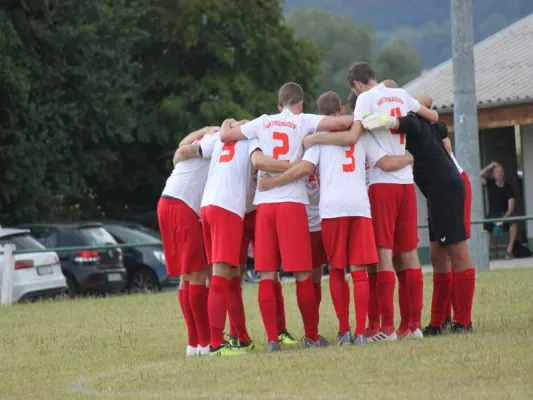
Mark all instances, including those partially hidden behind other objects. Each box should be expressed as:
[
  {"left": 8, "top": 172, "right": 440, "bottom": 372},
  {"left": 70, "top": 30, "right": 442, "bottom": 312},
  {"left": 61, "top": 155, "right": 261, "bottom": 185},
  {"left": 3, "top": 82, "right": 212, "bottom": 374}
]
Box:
[
  {"left": 0, "top": 228, "right": 66, "bottom": 302},
  {"left": 17, "top": 223, "right": 127, "bottom": 297},
  {"left": 102, "top": 221, "right": 178, "bottom": 292}
]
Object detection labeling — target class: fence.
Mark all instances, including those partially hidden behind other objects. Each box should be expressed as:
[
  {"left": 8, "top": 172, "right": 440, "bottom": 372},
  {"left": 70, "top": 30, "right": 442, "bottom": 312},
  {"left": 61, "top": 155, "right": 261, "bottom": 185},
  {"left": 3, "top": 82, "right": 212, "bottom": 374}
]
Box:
[{"left": 2, "top": 215, "right": 533, "bottom": 306}]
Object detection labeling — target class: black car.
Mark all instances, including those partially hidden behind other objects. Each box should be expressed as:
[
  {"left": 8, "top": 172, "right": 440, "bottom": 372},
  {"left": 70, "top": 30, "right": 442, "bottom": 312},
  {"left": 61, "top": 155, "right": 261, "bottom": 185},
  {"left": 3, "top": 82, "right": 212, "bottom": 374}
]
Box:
[
  {"left": 17, "top": 222, "right": 127, "bottom": 297},
  {"left": 102, "top": 221, "right": 178, "bottom": 292}
]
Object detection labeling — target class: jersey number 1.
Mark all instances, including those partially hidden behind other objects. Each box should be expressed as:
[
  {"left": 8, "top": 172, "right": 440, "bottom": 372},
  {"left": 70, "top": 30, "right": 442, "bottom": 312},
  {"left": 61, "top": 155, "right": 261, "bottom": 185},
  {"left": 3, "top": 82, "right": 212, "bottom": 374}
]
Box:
[
  {"left": 389, "top": 107, "right": 405, "bottom": 144},
  {"left": 342, "top": 144, "right": 356, "bottom": 172},
  {"left": 219, "top": 142, "right": 236, "bottom": 163},
  {"left": 273, "top": 132, "right": 289, "bottom": 159}
]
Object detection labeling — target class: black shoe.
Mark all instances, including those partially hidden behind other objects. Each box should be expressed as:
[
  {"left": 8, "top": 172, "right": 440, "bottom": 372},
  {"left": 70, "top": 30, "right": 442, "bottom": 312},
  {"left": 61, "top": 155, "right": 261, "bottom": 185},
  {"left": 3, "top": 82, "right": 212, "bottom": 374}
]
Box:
[
  {"left": 443, "top": 316, "right": 453, "bottom": 331},
  {"left": 422, "top": 324, "right": 444, "bottom": 336},
  {"left": 451, "top": 322, "right": 473, "bottom": 334}
]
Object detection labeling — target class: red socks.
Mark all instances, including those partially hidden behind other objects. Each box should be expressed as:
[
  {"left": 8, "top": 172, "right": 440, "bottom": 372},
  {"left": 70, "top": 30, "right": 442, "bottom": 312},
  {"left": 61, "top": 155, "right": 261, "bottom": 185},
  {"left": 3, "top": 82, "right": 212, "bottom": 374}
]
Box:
[
  {"left": 258, "top": 279, "right": 279, "bottom": 343},
  {"left": 454, "top": 268, "right": 476, "bottom": 326},
  {"left": 377, "top": 271, "right": 396, "bottom": 333},
  {"left": 188, "top": 283, "right": 210, "bottom": 348},
  {"left": 430, "top": 272, "right": 453, "bottom": 327},
  {"left": 227, "top": 276, "right": 250, "bottom": 343},
  {"left": 207, "top": 276, "right": 230, "bottom": 349},
  {"left": 446, "top": 270, "right": 457, "bottom": 320},
  {"left": 296, "top": 277, "right": 319, "bottom": 341},
  {"left": 396, "top": 270, "right": 410, "bottom": 332},
  {"left": 329, "top": 268, "right": 350, "bottom": 334},
  {"left": 178, "top": 281, "right": 198, "bottom": 347},
  {"left": 351, "top": 270, "right": 369, "bottom": 336},
  {"left": 405, "top": 268, "right": 423, "bottom": 330},
  {"left": 274, "top": 281, "right": 287, "bottom": 333},
  {"left": 367, "top": 271, "right": 379, "bottom": 330},
  {"left": 314, "top": 281, "right": 322, "bottom": 325}
]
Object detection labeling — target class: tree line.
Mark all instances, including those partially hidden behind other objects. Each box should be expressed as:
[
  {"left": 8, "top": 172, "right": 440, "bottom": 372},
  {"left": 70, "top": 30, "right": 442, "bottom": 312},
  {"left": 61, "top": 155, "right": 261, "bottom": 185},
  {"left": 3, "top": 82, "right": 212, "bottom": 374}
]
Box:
[{"left": 0, "top": 1, "right": 422, "bottom": 225}]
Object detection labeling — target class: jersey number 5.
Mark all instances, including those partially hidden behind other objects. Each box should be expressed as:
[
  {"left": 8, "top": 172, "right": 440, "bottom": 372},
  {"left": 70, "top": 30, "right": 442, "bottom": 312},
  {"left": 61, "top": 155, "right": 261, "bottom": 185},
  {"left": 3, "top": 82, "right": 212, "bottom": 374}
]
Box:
[
  {"left": 273, "top": 132, "right": 289, "bottom": 159},
  {"left": 219, "top": 142, "right": 236, "bottom": 163},
  {"left": 389, "top": 107, "right": 405, "bottom": 144},
  {"left": 342, "top": 144, "right": 356, "bottom": 172}
]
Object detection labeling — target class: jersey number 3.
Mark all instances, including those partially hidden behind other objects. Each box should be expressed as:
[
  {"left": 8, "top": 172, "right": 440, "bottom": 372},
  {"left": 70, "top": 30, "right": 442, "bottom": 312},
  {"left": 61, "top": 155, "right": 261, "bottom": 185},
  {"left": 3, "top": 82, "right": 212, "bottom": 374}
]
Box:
[
  {"left": 342, "top": 144, "right": 356, "bottom": 172},
  {"left": 219, "top": 142, "right": 236, "bottom": 163},
  {"left": 273, "top": 132, "right": 289, "bottom": 159},
  {"left": 390, "top": 107, "right": 405, "bottom": 144}
]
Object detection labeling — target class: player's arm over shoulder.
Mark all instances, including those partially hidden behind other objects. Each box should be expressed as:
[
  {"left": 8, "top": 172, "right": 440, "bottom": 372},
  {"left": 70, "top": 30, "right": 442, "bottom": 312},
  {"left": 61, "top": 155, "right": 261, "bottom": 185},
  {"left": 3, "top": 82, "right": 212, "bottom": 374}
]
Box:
[
  {"left": 400, "top": 88, "right": 438, "bottom": 123},
  {"left": 172, "top": 143, "right": 202, "bottom": 165},
  {"left": 220, "top": 116, "right": 260, "bottom": 143},
  {"left": 251, "top": 150, "right": 292, "bottom": 174}
]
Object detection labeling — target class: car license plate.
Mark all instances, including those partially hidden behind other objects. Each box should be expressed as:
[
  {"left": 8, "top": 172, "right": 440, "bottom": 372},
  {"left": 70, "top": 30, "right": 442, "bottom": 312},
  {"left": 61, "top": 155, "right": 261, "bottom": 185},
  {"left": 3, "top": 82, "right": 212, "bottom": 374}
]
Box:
[
  {"left": 37, "top": 266, "right": 53, "bottom": 276},
  {"left": 108, "top": 273, "right": 122, "bottom": 282}
]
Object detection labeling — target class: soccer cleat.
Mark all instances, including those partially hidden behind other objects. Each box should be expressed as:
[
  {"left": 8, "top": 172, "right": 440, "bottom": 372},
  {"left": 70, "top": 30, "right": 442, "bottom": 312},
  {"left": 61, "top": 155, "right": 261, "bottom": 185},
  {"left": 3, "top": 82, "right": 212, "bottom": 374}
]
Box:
[
  {"left": 303, "top": 337, "right": 322, "bottom": 348},
  {"left": 228, "top": 334, "right": 239, "bottom": 348},
  {"left": 186, "top": 345, "right": 198, "bottom": 357},
  {"left": 238, "top": 340, "right": 259, "bottom": 352},
  {"left": 318, "top": 334, "right": 330, "bottom": 347},
  {"left": 422, "top": 324, "right": 444, "bottom": 337},
  {"left": 278, "top": 330, "right": 299, "bottom": 345},
  {"left": 451, "top": 322, "right": 473, "bottom": 334},
  {"left": 407, "top": 328, "right": 424, "bottom": 339},
  {"left": 267, "top": 341, "right": 281, "bottom": 353},
  {"left": 364, "top": 327, "right": 379, "bottom": 339},
  {"left": 209, "top": 341, "right": 246, "bottom": 357},
  {"left": 367, "top": 330, "right": 397, "bottom": 343},
  {"left": 354, "top": 334, "right": 367, "bottom": 345},
  {"left": 196, "top": 345, "right": 210, "bottom": 356},
  {"left": 337, "top": 331, "right": 354, "bottom": 346},
  {"left": 443, "top": 316, "right": 453, "bottom": 332}
]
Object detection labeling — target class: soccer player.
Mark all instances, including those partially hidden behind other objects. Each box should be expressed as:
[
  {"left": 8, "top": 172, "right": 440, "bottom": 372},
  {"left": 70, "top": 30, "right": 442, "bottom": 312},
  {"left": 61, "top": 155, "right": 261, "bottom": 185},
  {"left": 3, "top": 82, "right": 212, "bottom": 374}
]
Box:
[
  {"left": 220, "top": 82, "right": 353, "bottom": 351},
  {"left": 258, "top": 91, "right": 414, "bottom": 345},
  {"left": 200, "top": 119, "right": 295, "bottom": 355},
  {"left": 158, "top": 126, "right": 219, "bottom": 357},
  {"left": 362, "top": 112, "right": 476, "bottom": 334},
  {"left": 303, "top": 64, "right": 438, "bottom": 342}
]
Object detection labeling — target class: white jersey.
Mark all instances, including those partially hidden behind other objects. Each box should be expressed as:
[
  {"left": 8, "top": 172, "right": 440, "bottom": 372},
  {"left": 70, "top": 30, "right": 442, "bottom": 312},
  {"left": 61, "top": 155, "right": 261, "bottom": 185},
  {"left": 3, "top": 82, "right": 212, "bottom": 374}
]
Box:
[
  {"left": 161, "top": 134, "right": 218, "bottom": 215},
  {"left": 201, "top": 134, "right": 260, "bottom": 218},
  {"left": 303, "top": 132, "right": 387, "bottom": 219},
  {"left": 449, "top": 152, "right": 464, "bottom": 174},
  {"left": 354, "top": 83, "right": 421, "bottom": 185},
  {"left": 241, "top": 109, "right": 323, "bottom": 205},
  {"left": 305, "top": 167, "right": 321, "bottom": 232},
  {"left": 364, "top": 159, "right": 371, "bottom": 188}
]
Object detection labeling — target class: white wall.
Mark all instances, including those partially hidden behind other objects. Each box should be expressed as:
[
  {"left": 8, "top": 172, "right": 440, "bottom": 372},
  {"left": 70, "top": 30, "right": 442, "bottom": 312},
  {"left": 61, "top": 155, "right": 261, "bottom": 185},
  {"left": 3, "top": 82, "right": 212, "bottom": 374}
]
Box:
[{"left": 520, "top": 124, "right": 533, "bottom": 238}]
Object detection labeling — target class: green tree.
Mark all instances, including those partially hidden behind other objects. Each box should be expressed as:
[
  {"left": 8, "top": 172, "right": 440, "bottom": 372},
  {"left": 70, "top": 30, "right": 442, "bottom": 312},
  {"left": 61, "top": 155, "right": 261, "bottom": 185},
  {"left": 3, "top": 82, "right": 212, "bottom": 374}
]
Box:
[{"left": 286, "top": 8, "right": 422, "bottom": 104}]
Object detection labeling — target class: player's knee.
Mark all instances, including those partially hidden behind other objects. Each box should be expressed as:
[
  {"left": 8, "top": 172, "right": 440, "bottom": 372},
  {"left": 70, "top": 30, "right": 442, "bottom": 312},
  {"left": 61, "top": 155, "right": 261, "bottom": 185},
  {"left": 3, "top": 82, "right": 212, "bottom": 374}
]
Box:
[
  {"left": 260, "top": 271, "right": 277, "bottom": 281},
  {"left": 189, "top": 270, "right": 207, "bottom": 285},
  {"left": 294, "top": 271, "right": 312, "bottom": 282}
]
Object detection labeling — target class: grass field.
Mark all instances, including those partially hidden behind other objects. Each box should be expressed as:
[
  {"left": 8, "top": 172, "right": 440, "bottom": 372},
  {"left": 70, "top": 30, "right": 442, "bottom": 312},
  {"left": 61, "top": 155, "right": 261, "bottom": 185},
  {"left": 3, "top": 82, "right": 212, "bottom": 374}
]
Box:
[{"left": 1, "top": 268, "right": 533, "bottom": 400}]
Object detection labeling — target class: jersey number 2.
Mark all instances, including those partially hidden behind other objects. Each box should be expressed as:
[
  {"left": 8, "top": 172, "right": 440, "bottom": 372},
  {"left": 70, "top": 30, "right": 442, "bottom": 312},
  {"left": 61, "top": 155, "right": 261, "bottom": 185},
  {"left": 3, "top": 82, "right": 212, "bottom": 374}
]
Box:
[
  {"left": 389, "top": 107, "right": 405, "bottom": 144},
  {"left": 342, "top": 144, "right": 356, "bottom": 172},
  {"left": 219, "top": 142, "right": 236, "bottom": 163},
  {"left": 273, "top": 132, "right": 289, "bottom": 159}
]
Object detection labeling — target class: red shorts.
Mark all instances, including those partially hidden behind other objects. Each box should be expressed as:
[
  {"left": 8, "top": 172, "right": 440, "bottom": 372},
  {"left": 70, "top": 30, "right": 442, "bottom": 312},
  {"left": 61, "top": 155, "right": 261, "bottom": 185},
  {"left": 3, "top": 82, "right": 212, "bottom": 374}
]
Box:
[
  {"left": 239, "top": 211, "right": 256, "bottom": 265},
  {"left": 254, "top": 202, "right": 312, "bottom": 272},
  {"left": 369, "top": 183, "right": 418, "bottom": 252},
  {"left": 201, "top": 205, "right": 243, "bottom": 267},
  {"left": 321, "top": 217, "right": 379, "bottom": 269},
  {"left": 157, "top": 197, "right": 206, "bottom": 276},
  {"left": 462, "top": 171, "right": 472, "bottom": 239},
  {"left": 310, "top": 231, "right": 327, "bottom": 267}
]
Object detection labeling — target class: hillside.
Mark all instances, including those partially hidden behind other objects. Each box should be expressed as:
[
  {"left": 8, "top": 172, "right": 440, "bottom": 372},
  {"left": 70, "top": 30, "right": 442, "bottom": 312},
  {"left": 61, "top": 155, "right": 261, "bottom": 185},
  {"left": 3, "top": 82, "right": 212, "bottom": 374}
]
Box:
[{"left": 284, "top": 0, "right": 533, "bottom": 67}]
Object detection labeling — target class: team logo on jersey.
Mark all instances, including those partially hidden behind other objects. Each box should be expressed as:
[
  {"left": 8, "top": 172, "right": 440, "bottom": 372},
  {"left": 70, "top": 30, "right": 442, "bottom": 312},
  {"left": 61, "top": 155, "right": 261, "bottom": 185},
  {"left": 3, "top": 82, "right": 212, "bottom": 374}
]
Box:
[{"left": 307, "top": 169, "right": 320, "bottom": 189}]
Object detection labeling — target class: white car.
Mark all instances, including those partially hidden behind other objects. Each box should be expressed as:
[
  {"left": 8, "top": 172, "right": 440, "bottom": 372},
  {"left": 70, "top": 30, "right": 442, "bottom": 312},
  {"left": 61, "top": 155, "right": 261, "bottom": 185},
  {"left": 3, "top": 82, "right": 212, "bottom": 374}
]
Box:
[{"left": 0, "top": 228, "right": 66, "bottom": 302}]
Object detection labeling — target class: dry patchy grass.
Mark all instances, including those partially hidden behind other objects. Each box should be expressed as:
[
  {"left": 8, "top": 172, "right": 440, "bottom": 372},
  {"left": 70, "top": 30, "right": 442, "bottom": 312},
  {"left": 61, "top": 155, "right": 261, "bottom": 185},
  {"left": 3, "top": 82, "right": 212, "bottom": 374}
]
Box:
[{"left": 1, "top": 269, "right": 533, "bottom": 400}]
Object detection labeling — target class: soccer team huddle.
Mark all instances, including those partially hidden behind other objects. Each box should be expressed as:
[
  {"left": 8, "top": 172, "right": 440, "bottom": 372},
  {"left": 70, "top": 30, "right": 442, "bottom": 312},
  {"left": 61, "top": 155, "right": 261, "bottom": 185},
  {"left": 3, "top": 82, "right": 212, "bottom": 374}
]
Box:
[{"left": 158, "top": 62, "right": 477, "bottom": 356}]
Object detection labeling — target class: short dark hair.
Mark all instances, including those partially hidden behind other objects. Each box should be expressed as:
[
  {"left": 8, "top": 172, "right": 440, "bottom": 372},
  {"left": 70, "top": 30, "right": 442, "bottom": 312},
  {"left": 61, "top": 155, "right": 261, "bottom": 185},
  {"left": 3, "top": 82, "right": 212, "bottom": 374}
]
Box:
[
  {"left": 347, "top": 93, "right": 357, "bottom": 113},
  {"left": 317, "top": 91, "right": 342, "bottom": 116},
  {"left": 278, "top": 82, "right": 304, "bottom": 107},
  {"left": 347, "top": 62, "right": 376, "bottom": 87}
]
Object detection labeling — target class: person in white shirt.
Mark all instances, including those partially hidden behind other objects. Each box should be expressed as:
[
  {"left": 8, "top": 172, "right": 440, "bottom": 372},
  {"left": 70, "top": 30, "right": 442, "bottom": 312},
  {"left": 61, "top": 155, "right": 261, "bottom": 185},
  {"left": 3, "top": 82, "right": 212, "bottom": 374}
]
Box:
[
  {"left": 258, "top": 91, "right": 413, "bottom": 345},
  {"left": 158, "top": 126, "right": 219, "bottom": 358},
  {"left": 198, "top": 119, "right": 294, "bottom": 356},
  {"left": 220, "top": 82, "right": 353, "bottom": 351},
  {"left": 303, "top": 64, "right": 438, "bottom": 342}
]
